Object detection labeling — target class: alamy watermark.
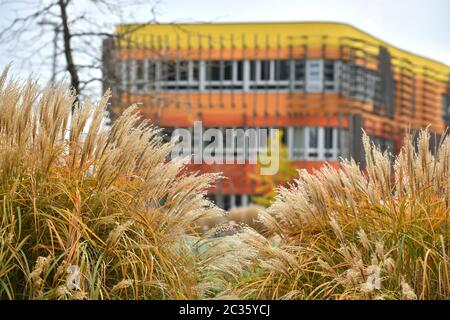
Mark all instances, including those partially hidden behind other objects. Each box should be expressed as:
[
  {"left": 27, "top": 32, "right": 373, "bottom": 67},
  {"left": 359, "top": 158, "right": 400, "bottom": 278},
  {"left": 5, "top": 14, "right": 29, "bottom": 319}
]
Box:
[{"left": 170, "top": 121, "right": 280, "bottom": 175}]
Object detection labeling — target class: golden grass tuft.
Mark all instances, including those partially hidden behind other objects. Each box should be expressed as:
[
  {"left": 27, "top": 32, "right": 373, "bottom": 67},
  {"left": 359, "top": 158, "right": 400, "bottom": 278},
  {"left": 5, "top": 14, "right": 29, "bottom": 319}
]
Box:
[
  {"left": 229, "top": 129, "right": 449, "bottom": 300},
  {"left": 0, "top": 67, "right": 223, "bottom": 299}
]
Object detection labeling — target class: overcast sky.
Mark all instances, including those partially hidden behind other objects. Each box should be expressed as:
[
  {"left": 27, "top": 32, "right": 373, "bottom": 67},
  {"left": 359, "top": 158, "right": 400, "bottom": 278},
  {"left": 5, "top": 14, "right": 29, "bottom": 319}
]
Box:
[
  {"left": 155, "top": 0, "right": 450, "bottom": 65},
  {"left": 0, "top": 0, "right": 448, "bottom": 93}
]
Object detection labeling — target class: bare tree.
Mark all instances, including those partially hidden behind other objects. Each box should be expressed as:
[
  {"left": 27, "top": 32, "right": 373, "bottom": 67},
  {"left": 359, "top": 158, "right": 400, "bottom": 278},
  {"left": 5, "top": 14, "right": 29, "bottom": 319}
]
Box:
[{"left": 0, "top": 0, "right": 161, "bottom": 104}]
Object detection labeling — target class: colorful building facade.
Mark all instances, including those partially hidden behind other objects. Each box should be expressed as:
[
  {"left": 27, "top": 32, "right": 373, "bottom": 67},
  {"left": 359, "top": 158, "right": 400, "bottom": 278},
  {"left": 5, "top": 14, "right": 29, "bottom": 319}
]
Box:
[{"left": 102, "top": 22, "right": 450, "bottom": 209}]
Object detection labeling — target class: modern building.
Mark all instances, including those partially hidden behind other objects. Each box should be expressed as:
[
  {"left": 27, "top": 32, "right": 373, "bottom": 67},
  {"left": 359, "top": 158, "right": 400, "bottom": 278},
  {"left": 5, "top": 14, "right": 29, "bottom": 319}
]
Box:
[{"left": 102, "top": 22, "right": 450, "bottom": 210}]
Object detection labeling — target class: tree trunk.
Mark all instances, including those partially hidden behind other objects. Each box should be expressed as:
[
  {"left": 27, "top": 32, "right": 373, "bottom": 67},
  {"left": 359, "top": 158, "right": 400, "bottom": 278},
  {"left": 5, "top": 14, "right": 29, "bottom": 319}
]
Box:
[{"left": 58, "top": 0, "right": 79, "bottom": 110}]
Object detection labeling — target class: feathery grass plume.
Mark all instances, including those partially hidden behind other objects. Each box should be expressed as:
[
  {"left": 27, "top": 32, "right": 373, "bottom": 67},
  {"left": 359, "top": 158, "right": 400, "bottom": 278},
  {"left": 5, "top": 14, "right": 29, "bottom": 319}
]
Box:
[
  {"left": 231, "top": 129, "right": 449, "bottom": 300},
  {"left": 0, "top": 67, "right": 222, "bottom": 299}
]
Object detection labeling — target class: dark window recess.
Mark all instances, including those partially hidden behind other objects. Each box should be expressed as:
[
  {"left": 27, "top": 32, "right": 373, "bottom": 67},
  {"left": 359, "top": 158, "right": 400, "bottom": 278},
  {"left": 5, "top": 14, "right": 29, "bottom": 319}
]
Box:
[
  {"left": 442, "top": 94, "right": 450, "bottom": 116},
  {"left": 324, "top": 61, "right": 334, "bottom": 81},
  {"left": 250, "top": 61, "right": 257, "bottom": 81},
  {"left": 281, "top": 128, "right": 288, "bottom": 145},
  {"left": 206, "top": 60, "right": 221, "bottom": 81},
  {"left": 324, "top": 127, "right": 333, "bottom": 149},
  {"left": 236, "top": 61, "right": 244, "bottom": 81},
  {"left": 275, "top": 60, "right": 290, "bottom": 81},
  {"left": 178, "top": 61, "right": 189, "bottom": 81},
  {"left": 162, "top": 61, "right": 177, "bottom": 81},
  {"left": 223, "top": 195, "right": 231, "bottom": 211},
  {"left": 295, "top": 60, "right": 305, "bottom": 80},
  {"left": 125, "top": 60, "right": 132, "bottom": 82},
  {"left": 309, "top": 127, "right": 319, "bottom": 148},
  {"left": 223, "top": 61, "right": 233, "bottom": 81},
  {"left": 261, "top": 60, "right": 271, "bottom": 81},
  {"left": 136, "top": 60, "right": 144, "bottom": 80},
  {"left": 378, "top": 46, "right": 395, "bottom": 116},
  {"left": 192, "top": 61, "right": 199, "bottom": 81},
  {"left": 235, "top": 195, "right": 242, "bottom": 207},
  {"left": 148, "top": 61, "right": 156, "bottom": 81}
]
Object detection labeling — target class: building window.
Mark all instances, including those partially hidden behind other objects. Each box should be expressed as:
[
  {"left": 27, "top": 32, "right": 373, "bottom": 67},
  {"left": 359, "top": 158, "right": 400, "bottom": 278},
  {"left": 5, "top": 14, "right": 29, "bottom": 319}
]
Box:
[
  {"left": 248, "top": 59, "right": 290, "bottom": 90},
  {"left": 308, "top": 127, "right": 319, "bottom": 148},
  {"left": 274, "top": 60, "right": 290, "bottom": 81},
  {"left": 148, "top": 61, "right": 157, "bottom": 81},
  {"left": 178, "top": 61, "right": 189, "bottom": 81},
  {"left": 236, "top": 60, "right": 244, "bottom": 81},
  {"left": 260, "top": 60, "right": 271, "bottom": 81},
  {"left": 192, "top": 61, "right": 200, "bottom": 81},
  {"left": 324, "top": 127, "right": 337, "bottom": 159},
  {"left": 204, "top": 60, "right": 243, "bottom": 89},
  {"left": 125, "top": 58, "right": 382, "bottom": 99},
  {"left": 205, "top": 60, "right": 221, "bottom": 81},
  {"left": 292, "top": 127, "right": 305, "bottom": 159},
  {"left": 346, "top": 63, "right": 378, "bottom": 102},
  {"left": 136, "top": 60, "right": 144, "bottom": 80},
  {"left": 324, "top": 127, "right": 333, "bottom": 149},
  {"left": 294, "top": 60, "right": 306, "bottom": 81},
  {"left": 289, "top": 127, "right": 342, "bottom": 160},
  {"left": 223, "top": 195, "right": 231, "bottom": 211},
  {"left": 161, "top": 61, "right": 177, "bottom": 81},
  {"left": 223, "top": 61, "right": 233, "bottom": 81},
  {"left": 442, "top": 94, "right": 450, "bottom": 117},
  {"left": 308, "top": 61, "right": 321, "bottom": 80},
  {"left": 324, "top": 60, "right": 336, "bottom": 91},
  {"left": 135, "top": 60, "right": 145, "bottom": 91},
  {"left": 306, "top": 60, "right": 323, "bottom": 92},
  {"left": 324, "top": 61, "right": 334, "bottom": 81},
  {"left": 211, "top": 194, "right": 249, "bottom": 210},
  {"left": 307, "top": 127, "right": 319, "bottom": 158}
]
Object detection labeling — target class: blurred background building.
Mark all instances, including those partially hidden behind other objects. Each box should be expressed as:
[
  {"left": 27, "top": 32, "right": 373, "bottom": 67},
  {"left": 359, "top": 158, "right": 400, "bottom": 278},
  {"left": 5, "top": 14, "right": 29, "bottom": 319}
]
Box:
[{"left": 102, "top": 22, "right": 450, "bottom": 209}]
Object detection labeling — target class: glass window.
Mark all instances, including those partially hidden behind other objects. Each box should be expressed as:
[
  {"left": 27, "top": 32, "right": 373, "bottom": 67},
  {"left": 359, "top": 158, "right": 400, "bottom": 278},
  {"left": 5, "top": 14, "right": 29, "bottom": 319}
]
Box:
[
  {"left": 223, "top": 195, "right": 231, "bottom": 211},
  {"left": 280, "top": 128, "right": 288, "bottom": 145},
  {"left": 235, "top": 194, "right": 242, "bottom": 207},
  {"left": 295, "top": 60, "right": 305, "bottom": 81},
  {"left": 162, "top": 61, "right": 176, "bottom": 81},
  {"left": 293, "top": 127, "right": 305, "bottom": 159},
  {"left": 236, "top": 61, "right": 243, "bottom": 81},
  {"left": 339, "top": 129, "right": 350, "bottom": 159},
  {"left": 148, "top": 61, "right": 156, "bottom": 81},
  {"left": 324, "top": 61, "right": 334, "bottom": 82},
  {"left": 308, "top": 60, "right": 321, "bottom": 81},
  {"left": 192, "top": 61, "right": 199, "bottom": 81},
  {"left": 442, "top": 94, "right": 449, "bottom": 116},
  {"left": 274, "top": 60, "right": 290, "bottom": 81},
  {"left": 324, "top": 127, "right": 334, "bottom": 149},
  {"left": 250, "top": 60, "right": 257, "bottom": 81},
  {"left": 206, "top": 60, "right": 221, "bottom": 81},
  {"left": 308, "top": 127, "right": 319, "bottom": 148},
  {"left": 223, "top": 61, "right": 233, "bottom": 81},
  {"left": 178, "top": 61, "right": 189, "bottom": 81},
  {"left": 136, "top": 60, "right": 144, "bottom": 80},
  {"left": 261, "top": 60, "right": 271, "bottom": 81}
]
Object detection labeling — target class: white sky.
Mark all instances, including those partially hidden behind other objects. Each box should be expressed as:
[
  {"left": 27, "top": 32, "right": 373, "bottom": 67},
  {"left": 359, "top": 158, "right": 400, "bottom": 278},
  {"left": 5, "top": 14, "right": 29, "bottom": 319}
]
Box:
[
  {"left": 0, "top": 0, "right": 448, "bottom": 93},
  {"left": 154, "top": 0, "right": 450, "bottom": 65}
]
